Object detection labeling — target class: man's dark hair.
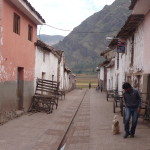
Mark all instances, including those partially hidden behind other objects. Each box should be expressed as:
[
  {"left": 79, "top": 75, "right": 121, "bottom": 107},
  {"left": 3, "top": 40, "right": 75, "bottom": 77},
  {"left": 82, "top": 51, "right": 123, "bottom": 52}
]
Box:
[{"left": 122, "top": 82, "right": 131, "bottom": 89}]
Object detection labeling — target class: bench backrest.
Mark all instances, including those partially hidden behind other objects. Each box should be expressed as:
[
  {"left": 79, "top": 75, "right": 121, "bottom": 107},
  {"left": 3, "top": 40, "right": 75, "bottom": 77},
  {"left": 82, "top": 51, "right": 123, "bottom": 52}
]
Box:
[{"left": 35, "top": 78, "right": 60, "bottom": 96}]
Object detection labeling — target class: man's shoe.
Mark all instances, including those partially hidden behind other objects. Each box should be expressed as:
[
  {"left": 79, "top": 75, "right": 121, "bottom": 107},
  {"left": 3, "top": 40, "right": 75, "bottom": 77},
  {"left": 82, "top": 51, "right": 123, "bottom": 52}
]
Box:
[
  {"left": 130, "top": 134, "right": 134, "bottom": 138},
  {"left": 123, "top": 133, "right": 129, "bottom": 138}
]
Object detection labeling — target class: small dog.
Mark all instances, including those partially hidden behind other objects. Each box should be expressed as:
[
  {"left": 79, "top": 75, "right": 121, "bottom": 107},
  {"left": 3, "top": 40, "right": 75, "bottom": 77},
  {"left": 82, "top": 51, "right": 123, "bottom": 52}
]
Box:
[{"left": 112, "top": 115, "right": 120, "bottom": 135}]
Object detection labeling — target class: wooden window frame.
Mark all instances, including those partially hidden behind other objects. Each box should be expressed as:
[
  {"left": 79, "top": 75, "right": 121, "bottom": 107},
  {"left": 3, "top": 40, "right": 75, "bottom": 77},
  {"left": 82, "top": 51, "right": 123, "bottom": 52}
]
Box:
[
  {"left": 117, "top": 52, "right": 119, "bottom": 70},
  {"left": 43, "top": 51, "right": 46, "bottom": 62},
  {"left": 28, "top": 25, "right": 33, "bottom": 41},
  {"left": 13, "top": 13, "right": 20, "bottom": 34}
]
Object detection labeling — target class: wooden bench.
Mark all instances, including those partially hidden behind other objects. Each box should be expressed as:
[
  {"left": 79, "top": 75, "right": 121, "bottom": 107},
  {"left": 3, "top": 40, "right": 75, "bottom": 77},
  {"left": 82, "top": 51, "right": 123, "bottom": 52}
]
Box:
[{"left": 29, "top": 78, "right": 60, "bottom": 113}]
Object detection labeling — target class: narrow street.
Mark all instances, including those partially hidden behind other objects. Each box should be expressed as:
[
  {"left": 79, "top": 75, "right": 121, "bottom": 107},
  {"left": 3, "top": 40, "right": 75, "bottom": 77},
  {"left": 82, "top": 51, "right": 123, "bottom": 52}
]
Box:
[{"left": 0, "top": 89, "right": 150, "bottom": 150}]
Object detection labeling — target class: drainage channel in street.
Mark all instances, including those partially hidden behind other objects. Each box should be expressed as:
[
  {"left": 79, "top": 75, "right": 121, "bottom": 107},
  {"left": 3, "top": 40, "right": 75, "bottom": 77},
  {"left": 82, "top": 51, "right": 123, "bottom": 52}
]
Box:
[{"left": 58, "top": 89, "right": 89, "bottom": 150}]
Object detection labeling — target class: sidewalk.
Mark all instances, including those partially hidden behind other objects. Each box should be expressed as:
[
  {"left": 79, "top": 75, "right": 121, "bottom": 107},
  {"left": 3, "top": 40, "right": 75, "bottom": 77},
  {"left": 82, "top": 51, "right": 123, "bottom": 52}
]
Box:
[
  {"left": 0, "top": 89, "right": 150, "bottom": 150},
  {"left": 89, "top": 89, "right": 150, "bottom": 150},
  {"left": 60, "top": 89, "right": 150, "bottom": 150},
  {"left": 0, "top": 89, "right": 87, "bottom": 150}
]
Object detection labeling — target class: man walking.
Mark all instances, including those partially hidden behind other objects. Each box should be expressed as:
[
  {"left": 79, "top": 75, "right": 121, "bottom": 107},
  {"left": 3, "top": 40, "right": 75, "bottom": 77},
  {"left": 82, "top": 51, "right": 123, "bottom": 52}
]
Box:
[
  {"left": 122, "top": 82, "right": 141, "bottom": 138},
  {"left": 89, "top": 82, "right": 91, "bottom": 89}
]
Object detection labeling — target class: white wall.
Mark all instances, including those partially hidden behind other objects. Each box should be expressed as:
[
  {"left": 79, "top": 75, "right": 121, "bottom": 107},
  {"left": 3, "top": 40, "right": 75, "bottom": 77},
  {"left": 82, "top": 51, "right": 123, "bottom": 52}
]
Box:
[
  {"left": 34, "top": 47, "right": 58, "bottom": 90},
  {"left": 64, "top": 71, "right": 70, "bottom": 90},
  {"left": 134, "top": 23, "right": 144, "bottom": 72},
  {"left": 100, "top": 67, "right": 104, "bottom": 81},
  {"left": 59, "top": 53, "right": 65, "bottom": 90},
  {"left": 49, "top": 53, "right": 59, "bottom": 81}
]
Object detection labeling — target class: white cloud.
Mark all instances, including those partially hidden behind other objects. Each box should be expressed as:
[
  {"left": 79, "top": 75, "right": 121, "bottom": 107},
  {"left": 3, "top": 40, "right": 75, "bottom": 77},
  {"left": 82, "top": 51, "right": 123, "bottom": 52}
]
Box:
[{"left": 29, "top": 0, "right": 115, "bottom": 36}]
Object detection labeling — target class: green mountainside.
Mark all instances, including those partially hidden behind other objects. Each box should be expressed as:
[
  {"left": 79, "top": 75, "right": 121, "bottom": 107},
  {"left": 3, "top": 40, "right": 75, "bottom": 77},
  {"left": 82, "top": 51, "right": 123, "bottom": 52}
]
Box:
[
  {"left": 54, "top": 0, "right": 131, "bottom": 73},
  {"left": 38, "top": 34, "right": 64, "bottom": 45}
]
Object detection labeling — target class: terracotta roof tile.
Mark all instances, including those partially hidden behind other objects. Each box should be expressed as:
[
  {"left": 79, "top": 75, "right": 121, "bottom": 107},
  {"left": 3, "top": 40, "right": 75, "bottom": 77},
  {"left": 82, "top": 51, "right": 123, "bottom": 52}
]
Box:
[
  {"left": 129, "top": 0, "right": 138, "bottom": 10},
  {"left": 22, "top": 0, "right": 45, "bottom": 23},
  {"left": 117, "top": 14, "right": 144, "bottom": 38}
]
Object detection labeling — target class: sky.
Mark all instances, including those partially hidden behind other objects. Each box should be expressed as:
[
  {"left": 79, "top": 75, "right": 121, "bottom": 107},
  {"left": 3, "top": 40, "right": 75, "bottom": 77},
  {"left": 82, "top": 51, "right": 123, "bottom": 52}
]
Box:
[{"left": 29, "top": 0, "right": 115, "bottom": 36}]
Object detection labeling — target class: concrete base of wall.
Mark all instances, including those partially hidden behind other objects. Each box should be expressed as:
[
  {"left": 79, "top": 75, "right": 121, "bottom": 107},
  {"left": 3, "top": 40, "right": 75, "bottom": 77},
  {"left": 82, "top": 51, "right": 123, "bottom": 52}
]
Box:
[
  {"left": 0, "top": 80, "right": 34, "bottom": 124},
  {"left": 0, "top": 110, "right": 24, "bottom": 125}
]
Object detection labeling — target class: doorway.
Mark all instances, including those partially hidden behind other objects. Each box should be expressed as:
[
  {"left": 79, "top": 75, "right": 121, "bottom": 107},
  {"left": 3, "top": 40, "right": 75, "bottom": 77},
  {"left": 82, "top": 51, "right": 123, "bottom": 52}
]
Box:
[{"left": 17, "top": 67, "right": 24, "bottom": 110}]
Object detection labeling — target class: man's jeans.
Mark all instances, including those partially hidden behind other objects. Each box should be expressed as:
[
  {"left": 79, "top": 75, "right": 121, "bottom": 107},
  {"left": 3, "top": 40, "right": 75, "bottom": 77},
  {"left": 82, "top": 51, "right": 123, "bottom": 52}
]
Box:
[{"left": 124, "top": 107, "right": 139, "bottom": 135}]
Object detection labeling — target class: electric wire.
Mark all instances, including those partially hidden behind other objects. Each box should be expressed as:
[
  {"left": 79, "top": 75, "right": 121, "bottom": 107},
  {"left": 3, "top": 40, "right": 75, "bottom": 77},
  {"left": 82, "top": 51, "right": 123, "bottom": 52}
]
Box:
[{"left": 38, "top": 24, "right": 119, "bottom": 39}]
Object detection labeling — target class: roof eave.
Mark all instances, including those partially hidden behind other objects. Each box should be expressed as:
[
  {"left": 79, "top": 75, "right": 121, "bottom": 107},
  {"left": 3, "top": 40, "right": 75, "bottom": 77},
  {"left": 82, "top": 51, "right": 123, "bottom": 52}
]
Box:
[
  {"left": 9, "top": 0, "right": 45, "bottom": 25},
  {"left": 117, "top": 14, "right": 144, "bottom": 38},
  {"left": 129, "top": 0, "right": 138, "bottom": 10},
  {"left": 35, "top": 40, "right": 60, "bottom": 58}
]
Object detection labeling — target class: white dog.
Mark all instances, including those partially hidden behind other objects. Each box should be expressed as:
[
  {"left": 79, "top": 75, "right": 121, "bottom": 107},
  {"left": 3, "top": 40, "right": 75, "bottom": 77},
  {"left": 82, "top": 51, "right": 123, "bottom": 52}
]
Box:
[{"left": 112, "top": 115, "right": 120, "bottom": 135}]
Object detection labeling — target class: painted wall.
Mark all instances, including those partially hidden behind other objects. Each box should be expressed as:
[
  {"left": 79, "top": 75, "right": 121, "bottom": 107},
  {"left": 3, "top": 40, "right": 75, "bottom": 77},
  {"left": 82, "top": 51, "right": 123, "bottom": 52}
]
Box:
[
  {"left": 64, "top": 71, "right": 69, "bottom": 91},
  {"left": 34, "top": 46, "right": 58, "bottom": 90},
  {"left": 1, "top": 0, "right": 37, "bottom": 81},
  {"left": 107, "top": 68, "right": 111, "bottom": 90},
  {"left": 49, "top": 53, "right": 58, "bottom": 81},
  {"left": 107, "top": 65, "right": 116, "bottom": 91},
  {"left": 134, "top": 23, "right": 144, "bottom": 72},
  {"left": 59, "top": 53, "right": 65, "bottom": 89},
  {"left": 69, "top": 74, "right": 76, "bottom": 90},
  {"left": 118, "top": 53, "right": 125, "bottom": 92},
  {"left": 100, "top": 66, "right": 104, "bottom": 81},
  {"left": 0, "top": 0, "right": 37, "bottom": 122},
  {"left": 143, "top": 11, "right": 150, "bottom": 73},
  {"left": 124, "top": 17, "right": 145, "bottom": 91},
  {"left": 0, "top": 0, "right": 2, "bottom": 48}
]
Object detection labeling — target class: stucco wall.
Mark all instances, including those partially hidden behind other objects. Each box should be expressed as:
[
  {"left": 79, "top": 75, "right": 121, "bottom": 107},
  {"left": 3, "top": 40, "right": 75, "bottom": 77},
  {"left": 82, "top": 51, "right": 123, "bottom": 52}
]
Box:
[
  {"left": 134, "top": 23, "right": 144, "bottom": 72},
  {"left": 100, "top": 67, "right": 104, "bottom": 81},
  {"left": 125, "top": 38, "right": 132, "bottom": 73},
  {"left": 34, "top": 47, "right": 58, "bottom": 90},
  {"left": 59, "top": 54, "right": 65, "bottom": 89},
  {"left": 64, "top": 71, "right": 69, "bottom": 91},
  {"left": 0, "top": 0, "right": 37, "bottom": 121},
  {"left": 1, "top": 0, "right": 37, "bottom": 82},
  {"left": 0, "top": 0, "right": 2, "bottom": 47},
  {"left": 49, "top": 53, "right": 58, "bottom": 81},
  {"left": 69, "top": 74, "right": 76, "bottom": 90},
  {"left": 143, "top": 11, "right": 150, "bottom": 73},
  {"left": 118, "top": 53, "right": 125, "bottom": 92}
]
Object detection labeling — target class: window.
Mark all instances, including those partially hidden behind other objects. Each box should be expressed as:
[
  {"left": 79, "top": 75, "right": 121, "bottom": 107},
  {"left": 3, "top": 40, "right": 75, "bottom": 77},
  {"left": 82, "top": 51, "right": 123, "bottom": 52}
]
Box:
[
  {"left": 43, "top": 51, "right": 45, "bottom": 62},
  {"left": 13, "top": 13, "right": 20, "bottom": 34},
  {"left": 28, "top": 25, "right": 33, "bottom": 41}
]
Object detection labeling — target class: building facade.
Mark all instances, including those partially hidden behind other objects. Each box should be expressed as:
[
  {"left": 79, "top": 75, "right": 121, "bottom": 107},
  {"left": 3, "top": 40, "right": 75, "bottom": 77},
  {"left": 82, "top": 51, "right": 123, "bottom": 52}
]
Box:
[
  {"left": 0, "top": 0, "right": 45, "bottom": 123},
  {"left": 34, "top": 40, "right": 59, "bottom": 89}
]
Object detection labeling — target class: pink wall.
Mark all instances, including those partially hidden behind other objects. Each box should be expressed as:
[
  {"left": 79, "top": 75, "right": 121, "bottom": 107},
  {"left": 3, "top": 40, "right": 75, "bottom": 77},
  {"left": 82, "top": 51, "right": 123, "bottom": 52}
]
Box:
[
  {"left": 143, "top": 11, "right": 150, "bottom": 73},
  {"left": 0, "top": 0, "right": 3, "bottom": 48},
  {"left": 1, "top": 0, "right": 37, "bottom": 81}
]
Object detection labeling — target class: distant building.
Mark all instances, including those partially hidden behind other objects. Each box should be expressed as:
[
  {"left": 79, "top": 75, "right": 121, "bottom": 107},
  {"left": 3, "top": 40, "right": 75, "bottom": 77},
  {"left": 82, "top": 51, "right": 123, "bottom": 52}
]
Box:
[{"left": 64, "top": 66, "right": 76, "bottom": 91}]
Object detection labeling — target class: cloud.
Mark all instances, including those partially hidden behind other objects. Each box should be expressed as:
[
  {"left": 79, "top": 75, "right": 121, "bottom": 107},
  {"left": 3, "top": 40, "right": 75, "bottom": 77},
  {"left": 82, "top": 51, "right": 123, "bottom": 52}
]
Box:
[{"left": 29, "top": 0, "right": 115, "bottom": 36}]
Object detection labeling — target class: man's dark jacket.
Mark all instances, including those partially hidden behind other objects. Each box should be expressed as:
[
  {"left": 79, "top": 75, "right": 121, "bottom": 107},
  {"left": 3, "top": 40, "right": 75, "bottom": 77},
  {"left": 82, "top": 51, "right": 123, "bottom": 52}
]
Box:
[{"left": 123, "top": 88, "right": 141, "bottom": 108}]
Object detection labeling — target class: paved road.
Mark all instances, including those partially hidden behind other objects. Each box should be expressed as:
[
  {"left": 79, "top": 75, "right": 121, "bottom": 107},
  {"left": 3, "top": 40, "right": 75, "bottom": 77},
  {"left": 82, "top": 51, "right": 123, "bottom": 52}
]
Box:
[
  {"left": 63, "top": 89, "right": 150, "bottom": 150},
  {"left": 0, "top": 89, "right": 150, "bottom": 150}
]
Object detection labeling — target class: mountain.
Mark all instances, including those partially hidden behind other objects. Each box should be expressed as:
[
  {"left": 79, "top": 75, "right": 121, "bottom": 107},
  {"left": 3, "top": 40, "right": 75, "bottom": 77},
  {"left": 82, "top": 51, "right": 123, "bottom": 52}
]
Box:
[
  {"left": 54, "top": 0, "right": 131, "bottom": 73},
  {"left": 38, "top": 34, "right": 64, "bottom": 45}
]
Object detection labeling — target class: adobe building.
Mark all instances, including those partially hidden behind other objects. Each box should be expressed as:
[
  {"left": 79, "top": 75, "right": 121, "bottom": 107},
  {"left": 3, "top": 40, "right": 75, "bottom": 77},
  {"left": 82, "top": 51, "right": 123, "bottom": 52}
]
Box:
[{"left": 0, "top": 0, "right": 45, "bottom": 123}]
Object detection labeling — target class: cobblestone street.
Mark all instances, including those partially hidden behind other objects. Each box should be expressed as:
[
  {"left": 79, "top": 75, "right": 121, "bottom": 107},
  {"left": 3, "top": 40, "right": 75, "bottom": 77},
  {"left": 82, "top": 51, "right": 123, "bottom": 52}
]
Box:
[{"left": 0, "top": 89, "right": 150, "bottom": 150}]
